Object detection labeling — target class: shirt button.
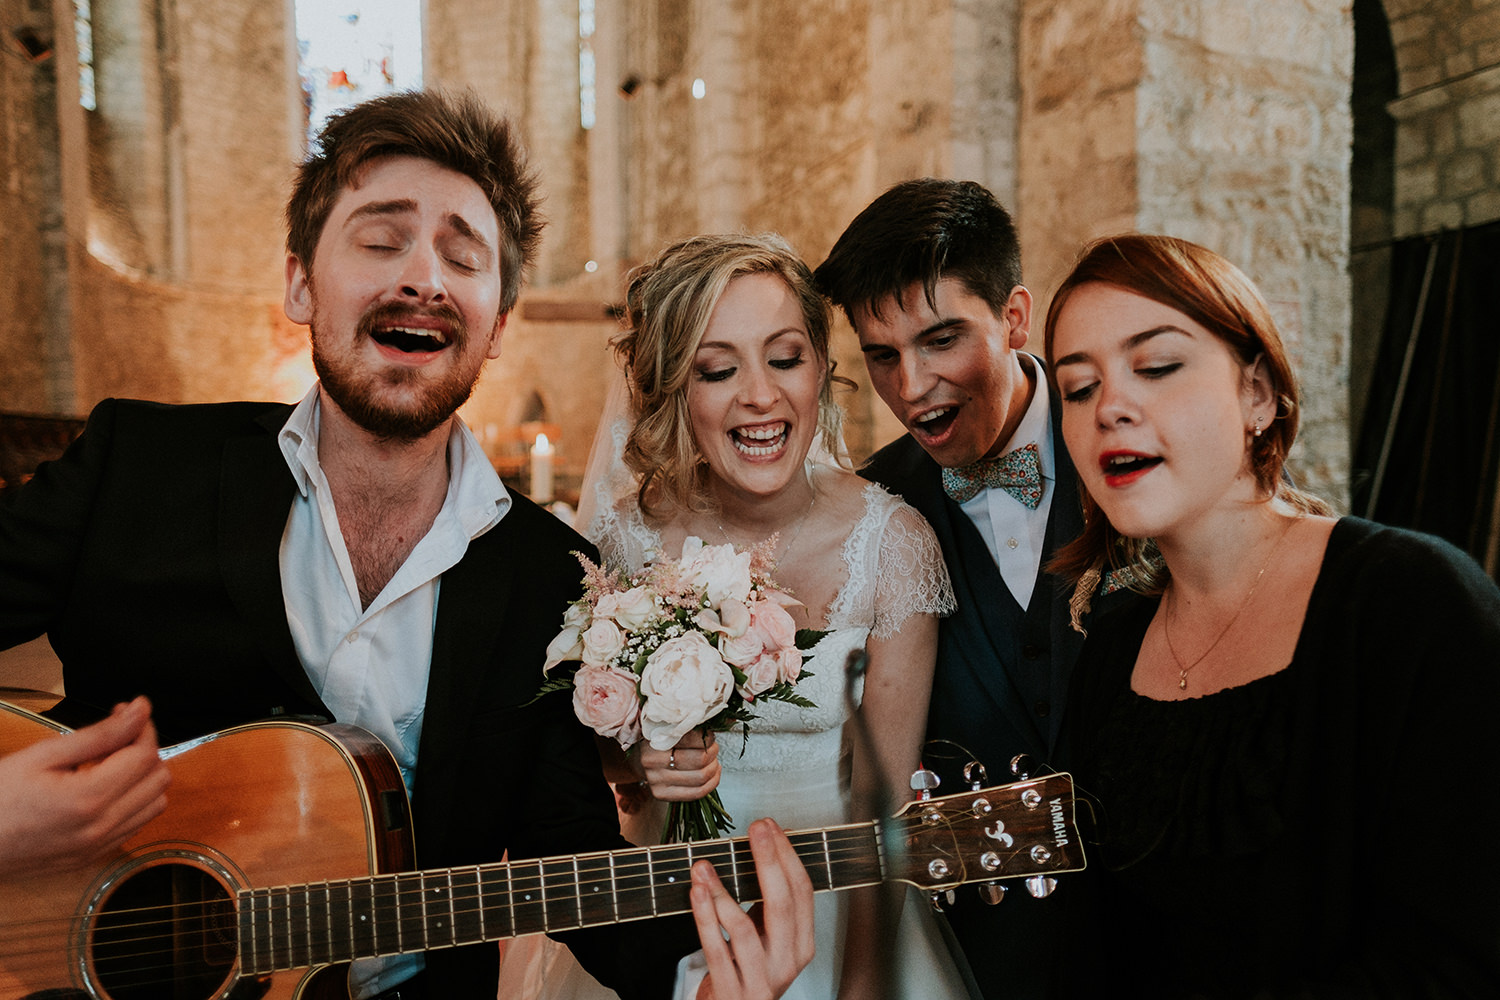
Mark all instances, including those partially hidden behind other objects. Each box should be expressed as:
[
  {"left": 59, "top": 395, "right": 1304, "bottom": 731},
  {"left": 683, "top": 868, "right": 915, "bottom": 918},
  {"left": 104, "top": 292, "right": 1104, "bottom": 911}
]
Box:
[
  {"left": 1034, "top": 700, "right": 1051, "bottom": 718},
  {"left": 347, "top": 631, "right": 360, "bottom": 643},
  {"left": 1022, "top": 643, "right": 1041, "bottom": 659},
  {"left": 1006, "top": 537, "right": 1019, "bottom": 549}
]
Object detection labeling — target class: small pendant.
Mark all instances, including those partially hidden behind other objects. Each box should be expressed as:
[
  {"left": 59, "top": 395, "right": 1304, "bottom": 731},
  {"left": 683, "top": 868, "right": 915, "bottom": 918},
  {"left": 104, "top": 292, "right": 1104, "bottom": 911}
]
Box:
[{"left": 1178, "top": 670, "right": 1188, "bottom": 690}]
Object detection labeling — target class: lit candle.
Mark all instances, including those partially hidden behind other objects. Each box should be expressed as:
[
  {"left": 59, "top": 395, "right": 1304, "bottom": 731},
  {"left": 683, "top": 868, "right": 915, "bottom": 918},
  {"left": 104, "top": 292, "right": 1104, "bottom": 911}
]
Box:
[{"left": 531, "top": 432, "right": 555, "bottom": 503}]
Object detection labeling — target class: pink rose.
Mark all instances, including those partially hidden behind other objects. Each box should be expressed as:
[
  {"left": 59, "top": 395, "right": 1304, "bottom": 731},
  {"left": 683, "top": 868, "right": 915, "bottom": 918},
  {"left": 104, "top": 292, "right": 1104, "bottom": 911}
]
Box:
[{"left": 572, "top": 665, "right": 642, "bottom": 748}]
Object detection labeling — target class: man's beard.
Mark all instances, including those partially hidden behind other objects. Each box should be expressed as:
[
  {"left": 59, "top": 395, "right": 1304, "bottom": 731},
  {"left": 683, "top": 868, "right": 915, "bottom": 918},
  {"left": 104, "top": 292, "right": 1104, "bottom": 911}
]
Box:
[{"left": 311, "top": 301, "right": 486, "bottom": 442}]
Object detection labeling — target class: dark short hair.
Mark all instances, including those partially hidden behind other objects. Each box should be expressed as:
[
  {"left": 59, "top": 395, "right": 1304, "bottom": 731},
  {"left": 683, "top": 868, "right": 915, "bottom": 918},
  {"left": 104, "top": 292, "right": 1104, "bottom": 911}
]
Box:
[
  {"left": 813, "top": 178, "right": 1023, "bottom": 325},
  {"left": 285, "top": 88, "right": 543, "bottom": 313}
]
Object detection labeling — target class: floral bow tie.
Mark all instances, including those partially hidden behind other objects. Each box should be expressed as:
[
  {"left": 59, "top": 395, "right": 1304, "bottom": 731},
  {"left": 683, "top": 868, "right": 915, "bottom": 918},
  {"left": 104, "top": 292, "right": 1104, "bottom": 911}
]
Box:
[{"left": 941, "top": 442, "right": 1043, "bottom": 507}]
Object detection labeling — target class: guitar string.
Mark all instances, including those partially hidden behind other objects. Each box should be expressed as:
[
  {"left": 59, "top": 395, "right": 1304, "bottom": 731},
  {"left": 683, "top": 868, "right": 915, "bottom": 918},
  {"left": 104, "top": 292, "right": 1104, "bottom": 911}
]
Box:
[
  {"left": 0, "top": 823, "right": 1052, "bottom": 979},
  {"left": 0, "top": 844, "right": 897, "bottom": 991},
  {"left": 1, "top": 832, "right": 892, "bottom": 956}
]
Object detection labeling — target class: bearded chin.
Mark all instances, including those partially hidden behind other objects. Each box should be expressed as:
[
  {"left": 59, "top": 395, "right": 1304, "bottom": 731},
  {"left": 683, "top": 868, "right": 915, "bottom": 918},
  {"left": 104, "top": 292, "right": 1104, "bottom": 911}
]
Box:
[{"left": 310, "top": 330, "right": 481, "bottom": 443}]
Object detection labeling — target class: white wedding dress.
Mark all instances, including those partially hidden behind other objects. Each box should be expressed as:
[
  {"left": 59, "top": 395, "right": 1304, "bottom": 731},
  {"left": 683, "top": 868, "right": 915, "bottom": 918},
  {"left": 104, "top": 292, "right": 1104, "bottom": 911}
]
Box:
[{"left": 494, "top": 483, "right": 973, "bottom": 1000}]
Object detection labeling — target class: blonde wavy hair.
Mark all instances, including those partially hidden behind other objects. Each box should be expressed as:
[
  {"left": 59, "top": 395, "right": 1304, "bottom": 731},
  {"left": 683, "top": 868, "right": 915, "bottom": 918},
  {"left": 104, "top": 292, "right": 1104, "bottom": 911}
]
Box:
[{"left": 615, "top": 233, "right": 847, "bottom": 517}]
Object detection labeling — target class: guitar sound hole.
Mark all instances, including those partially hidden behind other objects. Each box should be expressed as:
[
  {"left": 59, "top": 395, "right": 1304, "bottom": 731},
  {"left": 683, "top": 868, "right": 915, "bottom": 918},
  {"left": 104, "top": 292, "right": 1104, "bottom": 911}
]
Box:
[{"left": 89, "top": 862, "right": 237, "bottom": 1000}]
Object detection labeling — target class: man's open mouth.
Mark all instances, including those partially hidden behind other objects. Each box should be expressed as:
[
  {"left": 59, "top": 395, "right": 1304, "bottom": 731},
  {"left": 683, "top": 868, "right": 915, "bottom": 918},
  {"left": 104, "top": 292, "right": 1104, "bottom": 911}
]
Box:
[
  {"left": 372, "top": 325, "right": 450, "bottom": 353},
  {"left": 912, "top": 405, "right": 958, "bottom": 438}
]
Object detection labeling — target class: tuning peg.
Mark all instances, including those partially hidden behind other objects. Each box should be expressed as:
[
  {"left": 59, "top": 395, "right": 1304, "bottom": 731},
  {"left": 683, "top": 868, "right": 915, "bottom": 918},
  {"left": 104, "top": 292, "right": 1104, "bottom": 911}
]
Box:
[
  {"left": 1010, "top": 753, "right": 1036, "bottom": 779},
  {"left": 1025, "top": 875, "right": 1058, "bottom": 899},
  {"left": 962, "top": 760, "right": 988, "bottom": 790},
  {"left": 928, "top": 889, "right": 956, "bottom": 912},
  {"left": 910, "top": 767, "right": 941, "bottom": 800},
  {"left": 978, "top": 882, "right": 1008, "bottom": 905}
]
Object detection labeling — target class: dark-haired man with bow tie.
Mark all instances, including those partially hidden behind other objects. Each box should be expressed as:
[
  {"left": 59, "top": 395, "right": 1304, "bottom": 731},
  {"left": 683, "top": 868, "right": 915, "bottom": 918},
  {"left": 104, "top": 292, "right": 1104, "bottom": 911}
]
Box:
[{"left": 814, "top": 178, "right": 1113, "bottom": 1000}]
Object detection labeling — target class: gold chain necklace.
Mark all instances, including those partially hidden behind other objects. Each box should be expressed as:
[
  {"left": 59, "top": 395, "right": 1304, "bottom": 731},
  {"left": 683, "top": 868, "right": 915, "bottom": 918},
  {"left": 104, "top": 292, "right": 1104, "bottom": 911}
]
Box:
[
  {"left": 1162, "top": 517, "right": 1296, "bottom": 691},
  {"left": 717, "top": 488, "right": 816, "bottom": 566}
]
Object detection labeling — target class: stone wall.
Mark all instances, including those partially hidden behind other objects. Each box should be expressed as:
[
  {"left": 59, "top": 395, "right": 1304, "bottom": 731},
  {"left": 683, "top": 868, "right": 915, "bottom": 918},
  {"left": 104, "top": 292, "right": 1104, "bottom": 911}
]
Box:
[
  {"left": 0, "top": 0, "right": 62, "bottom": 413},
  {"left": 1019, "top": 0, "right": 1352, "bottom": 504},
  {"left": 1387, "top": 0, "right": 1500, "bottom": 234}
]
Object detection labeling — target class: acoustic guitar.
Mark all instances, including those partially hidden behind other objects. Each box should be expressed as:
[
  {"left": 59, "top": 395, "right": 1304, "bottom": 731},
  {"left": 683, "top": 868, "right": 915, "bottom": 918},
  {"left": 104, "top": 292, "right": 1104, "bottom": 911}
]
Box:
[{"left": 0, "top": 699, "right": 1084, "bottom": 1000}]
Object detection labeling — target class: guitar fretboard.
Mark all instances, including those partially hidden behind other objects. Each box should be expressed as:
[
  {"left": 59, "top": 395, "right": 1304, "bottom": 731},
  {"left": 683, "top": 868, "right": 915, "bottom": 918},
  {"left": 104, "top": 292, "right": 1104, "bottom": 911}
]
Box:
[{"left": 238, "top": 821, "right": 884, "bottom": 973}]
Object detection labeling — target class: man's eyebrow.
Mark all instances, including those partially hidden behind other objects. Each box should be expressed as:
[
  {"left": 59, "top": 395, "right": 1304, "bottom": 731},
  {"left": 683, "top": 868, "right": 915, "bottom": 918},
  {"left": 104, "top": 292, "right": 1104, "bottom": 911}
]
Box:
[
  {"left": 859, "top": 317, "right": 961, "bottom": 354},
  {"left": 343, "top": 201, "right": 494, "bottom": 256},
  {"left": 446, "top": 213, "right": 494, "bottom": 255},
  {"left": 345, "top": 198, "right": 418, "bottom": 225}
]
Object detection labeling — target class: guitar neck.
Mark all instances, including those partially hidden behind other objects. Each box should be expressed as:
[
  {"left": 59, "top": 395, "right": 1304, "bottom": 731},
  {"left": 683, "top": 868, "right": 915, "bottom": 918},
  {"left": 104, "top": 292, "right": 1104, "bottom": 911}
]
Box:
[{"left": 238, "top": 821, "right": 883, "bottom": 973}]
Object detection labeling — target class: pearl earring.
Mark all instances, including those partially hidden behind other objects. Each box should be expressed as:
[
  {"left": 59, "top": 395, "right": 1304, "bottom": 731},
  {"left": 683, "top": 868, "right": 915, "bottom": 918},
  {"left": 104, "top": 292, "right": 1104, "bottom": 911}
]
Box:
[{"left": 1252, "top": 418, "right": 1263, "bottom": 438}]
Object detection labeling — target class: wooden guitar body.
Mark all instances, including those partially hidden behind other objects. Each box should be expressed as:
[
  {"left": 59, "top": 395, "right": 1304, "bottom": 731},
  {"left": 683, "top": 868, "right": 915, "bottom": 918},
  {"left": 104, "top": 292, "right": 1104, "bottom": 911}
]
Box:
[{"left": 0, "top": 701, "right": 412, "bottom": 1000}]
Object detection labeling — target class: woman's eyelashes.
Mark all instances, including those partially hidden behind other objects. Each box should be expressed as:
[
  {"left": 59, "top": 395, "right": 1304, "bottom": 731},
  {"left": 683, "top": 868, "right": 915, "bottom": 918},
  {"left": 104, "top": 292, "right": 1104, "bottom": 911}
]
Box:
[{"left": 693, "top": 352, "right": 805, "bottom": 383}]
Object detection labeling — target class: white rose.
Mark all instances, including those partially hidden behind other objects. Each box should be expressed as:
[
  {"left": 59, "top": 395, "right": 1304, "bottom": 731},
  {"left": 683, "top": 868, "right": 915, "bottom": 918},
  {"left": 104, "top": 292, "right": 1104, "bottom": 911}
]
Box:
[
  {"left": 678, "top": 537, "right": 754, "bottom": 605},
  {"left": 638, "top": 631, "right": 734, "bottom": 750},
  {"left": 563, "top": 602, "right": 591, "bottom": 629},
  {"left": 595, "top": 586, "right": 658, "bottom": 631},
  {"left": 580, "top": 618, "right": 626, "bottom": 666},
  {"left": 543, "top": 625, "right": 584, "bottom": 673}
]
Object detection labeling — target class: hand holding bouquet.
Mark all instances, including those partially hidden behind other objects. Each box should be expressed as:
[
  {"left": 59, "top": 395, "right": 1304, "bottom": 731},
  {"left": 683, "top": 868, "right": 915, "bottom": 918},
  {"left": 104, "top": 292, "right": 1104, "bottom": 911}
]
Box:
[{"left": 539, "top": 536, "right": 821, "bottom": 840}]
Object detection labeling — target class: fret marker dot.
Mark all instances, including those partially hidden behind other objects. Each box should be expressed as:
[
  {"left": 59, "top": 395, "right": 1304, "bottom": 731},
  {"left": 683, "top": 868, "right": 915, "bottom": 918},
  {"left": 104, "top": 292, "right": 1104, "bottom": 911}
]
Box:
[
  {"left": 668, "top": 876, "right": 676, "bottom": 882},
  {"left": 525, "top": 894, "right": 532, "bottom": 901}
]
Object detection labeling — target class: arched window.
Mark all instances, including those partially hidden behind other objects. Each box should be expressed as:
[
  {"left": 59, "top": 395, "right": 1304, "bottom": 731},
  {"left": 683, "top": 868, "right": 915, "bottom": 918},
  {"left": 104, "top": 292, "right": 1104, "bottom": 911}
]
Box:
[{"left": 294, "top": 0, "right": 423, "bottom": 144}]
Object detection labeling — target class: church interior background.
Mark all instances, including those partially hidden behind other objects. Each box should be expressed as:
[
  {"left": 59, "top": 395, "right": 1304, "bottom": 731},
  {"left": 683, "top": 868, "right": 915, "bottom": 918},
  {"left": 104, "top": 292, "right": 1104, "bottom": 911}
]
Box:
[{"left": 2, "top": 0, "right": 1499, "bottom": 690}]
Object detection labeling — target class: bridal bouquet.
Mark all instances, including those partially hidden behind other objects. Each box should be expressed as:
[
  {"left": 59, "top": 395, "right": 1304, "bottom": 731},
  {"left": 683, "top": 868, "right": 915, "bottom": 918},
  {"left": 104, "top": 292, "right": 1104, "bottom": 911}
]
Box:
[{"left": 540, "top": 536, "right": 821, "bottom": 841}]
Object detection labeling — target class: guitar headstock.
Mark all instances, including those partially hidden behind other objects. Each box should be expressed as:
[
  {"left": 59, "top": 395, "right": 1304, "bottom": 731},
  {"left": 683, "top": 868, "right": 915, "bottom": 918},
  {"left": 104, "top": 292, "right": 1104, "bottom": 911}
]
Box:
[{"left": 886, "top": 773, "right": 1086, "bottom": 902}]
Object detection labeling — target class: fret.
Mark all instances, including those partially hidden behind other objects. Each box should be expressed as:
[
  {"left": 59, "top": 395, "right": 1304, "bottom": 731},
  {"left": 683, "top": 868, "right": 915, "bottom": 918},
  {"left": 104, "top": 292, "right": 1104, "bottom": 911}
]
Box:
[
  {"left": 350, "top": 877, "right": 376, "bottom": 957},
  {"left": 649, "top": 844, "right": 692, "bottom": 915},
  {"left": 731, "top": 837, "right": 758, "bottom": 903},
  {"left": 426, "top": 872, "right": 456, "bottom": 949},
  {"left": 873, "top": 821, "right": 888, "bottom": 881},
  {"left": 371, "top": 874, "right": 401, "bottom": 956},
  {"left": 510, "top": 860, "right": 547, "bottom": 936},
  {"left": 479, "top": 865, "right": 514, "bottom": 938},
  {"left": 327, "top": 880, "right": 353, "bottom": 963},
  {"left": 541, "top": 857, "right": 582, "bottom": 930},
  {"left": 287, "top": 884, "right": 311, "bottom": 969},
  {"left": 612, "top": 846, "right": 652, "bottom": 923},
  {"left": 646, "top": 846, "right": 658, "bottom": 916},
  {"left": 819, "top": 829, "right": 834, "bottom": 892},
  {"left": 574, "top": 853, "right": 615, "bottom": 926},
  {"left": 398, "top": 872, "right": 426, "bottom": 951},
  {"left": 310, "top": 882, "right": 334, "bottom": 968},
  {"left": 238, "top": 887, "right": 268, "bottom": 974},
  {"left": 608, "top": 853, "right": 620, "bottom": 923},
  {"left": 449, "top": 867, "right": 483, "bottom": 945},
  {"left": 728, "top": 836, "right": 742, "bottom": 899}
]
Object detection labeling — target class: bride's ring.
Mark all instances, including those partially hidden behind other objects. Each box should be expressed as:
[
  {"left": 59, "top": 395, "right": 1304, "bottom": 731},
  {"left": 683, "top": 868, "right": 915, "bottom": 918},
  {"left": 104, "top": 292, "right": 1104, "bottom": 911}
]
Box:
[{"left": 668, "top": 749, "right": 677, "bottom": 770}]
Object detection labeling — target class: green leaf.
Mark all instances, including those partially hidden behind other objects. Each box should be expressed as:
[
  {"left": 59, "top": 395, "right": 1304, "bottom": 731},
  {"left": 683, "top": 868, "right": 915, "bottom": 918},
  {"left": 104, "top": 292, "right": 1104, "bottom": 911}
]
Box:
[{"left": 795, "top": 628, "right": 830, "bottom": 650}]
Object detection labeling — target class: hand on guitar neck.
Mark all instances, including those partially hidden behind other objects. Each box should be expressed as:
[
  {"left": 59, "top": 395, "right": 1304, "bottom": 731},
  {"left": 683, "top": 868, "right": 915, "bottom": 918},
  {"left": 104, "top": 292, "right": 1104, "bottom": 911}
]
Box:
[
  {"left": 0, "top": 696, "right": 171, "bottom": 877},
  {"left": 692, "top": 818, "right": 815, "bottom": 1000}
]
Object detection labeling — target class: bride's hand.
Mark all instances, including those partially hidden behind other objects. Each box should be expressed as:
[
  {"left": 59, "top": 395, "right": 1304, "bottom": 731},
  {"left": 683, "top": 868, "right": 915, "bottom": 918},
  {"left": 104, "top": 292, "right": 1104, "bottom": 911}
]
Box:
[{"left": 639, "top": 731, "right": 721, "bottom": 802}]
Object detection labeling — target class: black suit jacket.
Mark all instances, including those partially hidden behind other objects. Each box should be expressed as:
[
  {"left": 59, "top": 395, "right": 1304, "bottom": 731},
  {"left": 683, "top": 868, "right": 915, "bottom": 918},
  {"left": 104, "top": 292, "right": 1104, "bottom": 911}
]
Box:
[
  {"left": 862, "top": 390, "right": 1114, "bottom": 1000},
  {"left": 0, "top": 398, "right": 694, "bottom": 998}
]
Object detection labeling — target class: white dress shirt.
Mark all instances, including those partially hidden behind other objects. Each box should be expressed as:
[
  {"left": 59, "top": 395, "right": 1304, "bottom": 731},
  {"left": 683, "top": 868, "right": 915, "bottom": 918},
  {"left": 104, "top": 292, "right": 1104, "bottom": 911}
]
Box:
[
  {"left": 277, "top": 386, "right": 508, "bottom": 998},
  {"left": 957, "top": 353, "right": 1055, "bottom": 610}
]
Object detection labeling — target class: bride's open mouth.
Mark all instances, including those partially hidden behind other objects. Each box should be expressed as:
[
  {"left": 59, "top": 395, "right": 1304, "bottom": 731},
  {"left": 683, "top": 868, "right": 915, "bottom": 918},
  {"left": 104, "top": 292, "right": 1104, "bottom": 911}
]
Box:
[{"left": 731, "top": 422, "right": 789, "bottom": 458}]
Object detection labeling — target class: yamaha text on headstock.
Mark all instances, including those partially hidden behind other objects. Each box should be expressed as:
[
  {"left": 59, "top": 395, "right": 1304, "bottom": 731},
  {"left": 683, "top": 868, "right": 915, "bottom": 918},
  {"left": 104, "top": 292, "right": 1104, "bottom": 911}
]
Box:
[{"left": 0, "top": 700, "right": 1084, "bottom": 1000}]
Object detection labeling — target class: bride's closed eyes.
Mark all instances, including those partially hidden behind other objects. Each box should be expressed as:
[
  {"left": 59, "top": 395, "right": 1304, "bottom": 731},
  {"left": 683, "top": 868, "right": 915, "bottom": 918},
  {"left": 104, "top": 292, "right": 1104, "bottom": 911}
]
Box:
[{"left": 693, "top": 349, "right": 808, "bottom": 384}]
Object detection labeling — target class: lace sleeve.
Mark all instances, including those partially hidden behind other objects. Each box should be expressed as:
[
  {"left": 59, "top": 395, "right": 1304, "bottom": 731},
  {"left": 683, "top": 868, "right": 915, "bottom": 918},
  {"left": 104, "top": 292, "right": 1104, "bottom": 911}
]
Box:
[{"left": 870, "top": 497, "right": 956, "bottom": 640}]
